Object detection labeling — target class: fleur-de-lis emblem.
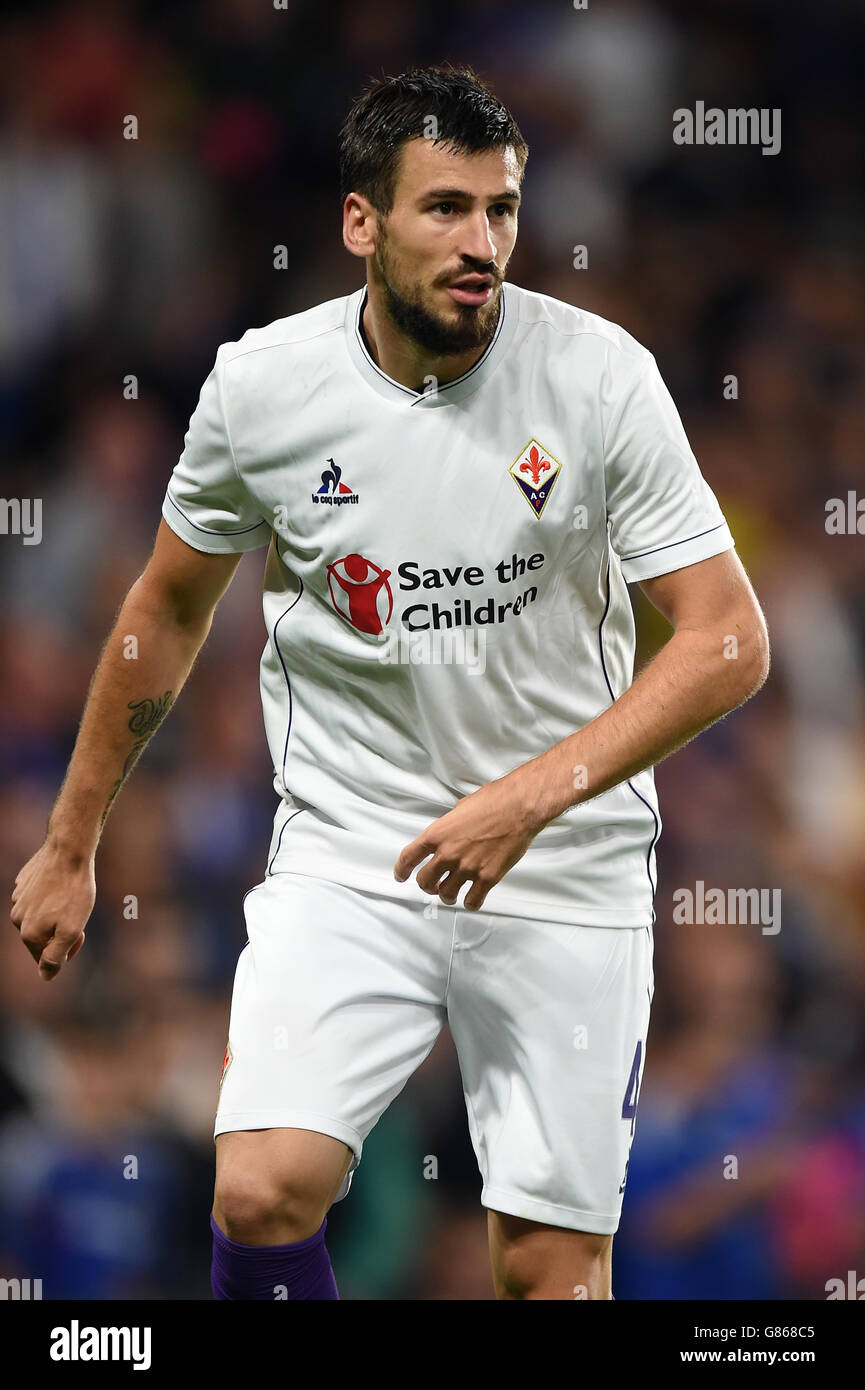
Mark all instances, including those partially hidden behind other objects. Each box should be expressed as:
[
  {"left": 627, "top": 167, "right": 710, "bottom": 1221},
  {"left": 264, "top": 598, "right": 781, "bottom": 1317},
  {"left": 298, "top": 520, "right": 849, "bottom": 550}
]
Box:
[{"left": 519, "top": 444, "right": 551, "bottom": 486}]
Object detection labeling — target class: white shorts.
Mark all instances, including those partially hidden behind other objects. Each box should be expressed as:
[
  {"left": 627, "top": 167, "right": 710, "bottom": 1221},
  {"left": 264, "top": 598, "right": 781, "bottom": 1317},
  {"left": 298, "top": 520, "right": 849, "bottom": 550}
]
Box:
[{"left": 215, "top": 873, "right": 654, "bottom": 1235}]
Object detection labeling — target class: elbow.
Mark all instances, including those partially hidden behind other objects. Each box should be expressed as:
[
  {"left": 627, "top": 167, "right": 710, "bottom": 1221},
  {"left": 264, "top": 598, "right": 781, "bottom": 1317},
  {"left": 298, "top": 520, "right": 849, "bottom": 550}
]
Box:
[
  {"left": 127, "top": 571, "right": 214, "bottom": 637},
  {"left": 732, "top": 610, "right": 771, "bottom": 704},
  {"left": 754, "top": 619, "right": 771, "bottom": 691}
]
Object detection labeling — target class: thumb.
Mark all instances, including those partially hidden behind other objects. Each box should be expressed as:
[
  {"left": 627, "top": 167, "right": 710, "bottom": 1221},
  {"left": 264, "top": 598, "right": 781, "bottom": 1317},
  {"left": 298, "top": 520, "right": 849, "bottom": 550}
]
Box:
[{"left": 38, "top": 932, "right": 77, "bottom": 981}]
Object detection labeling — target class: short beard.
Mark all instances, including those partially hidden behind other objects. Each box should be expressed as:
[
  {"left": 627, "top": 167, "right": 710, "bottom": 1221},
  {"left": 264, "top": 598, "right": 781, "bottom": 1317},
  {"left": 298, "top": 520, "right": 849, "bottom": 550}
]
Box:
[{"left": 375, "top": 230, "right": 501, "bottom": 357}]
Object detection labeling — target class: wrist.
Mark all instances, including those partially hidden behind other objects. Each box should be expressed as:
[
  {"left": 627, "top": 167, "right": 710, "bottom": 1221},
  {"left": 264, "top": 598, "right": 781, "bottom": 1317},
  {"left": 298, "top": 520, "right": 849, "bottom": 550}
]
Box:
[
  {"left": 510, "top": 744, "right": 590, "bottom": 833},
  {"left": 46, "top": 821, "right": 98, "bottom": 864},
  {"left": 506, "top": 763, "right": 562, "bottom": 837}
]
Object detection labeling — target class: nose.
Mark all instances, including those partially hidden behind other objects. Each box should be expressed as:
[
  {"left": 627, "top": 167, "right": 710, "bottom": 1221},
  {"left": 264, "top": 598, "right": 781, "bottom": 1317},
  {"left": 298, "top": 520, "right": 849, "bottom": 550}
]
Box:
[{"left": 459, "top": 209, "right": 498, "bottom": 267}]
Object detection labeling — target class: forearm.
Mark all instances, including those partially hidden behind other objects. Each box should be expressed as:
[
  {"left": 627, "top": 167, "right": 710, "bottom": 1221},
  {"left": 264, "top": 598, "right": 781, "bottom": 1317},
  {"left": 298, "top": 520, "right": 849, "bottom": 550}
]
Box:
[
  {"left": 513, "top": 624, "right": 768, "bottom": 830},
  {"left": 47, "top": 576, "right": 212, "bottom": 856}
]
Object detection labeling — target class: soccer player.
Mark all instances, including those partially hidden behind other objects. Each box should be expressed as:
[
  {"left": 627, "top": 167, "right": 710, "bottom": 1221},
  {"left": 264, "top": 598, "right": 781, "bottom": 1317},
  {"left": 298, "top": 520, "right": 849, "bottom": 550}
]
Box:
[{"left": 11, "top": 65, "right": 770, "bottom": 1300}]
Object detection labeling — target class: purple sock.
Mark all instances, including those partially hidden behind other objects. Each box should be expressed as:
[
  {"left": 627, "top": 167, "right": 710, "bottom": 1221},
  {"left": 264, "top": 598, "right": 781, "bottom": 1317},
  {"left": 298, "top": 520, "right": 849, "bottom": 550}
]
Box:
[{"left": 210, "top": 1214, "right": 339, "bottom": 1300}]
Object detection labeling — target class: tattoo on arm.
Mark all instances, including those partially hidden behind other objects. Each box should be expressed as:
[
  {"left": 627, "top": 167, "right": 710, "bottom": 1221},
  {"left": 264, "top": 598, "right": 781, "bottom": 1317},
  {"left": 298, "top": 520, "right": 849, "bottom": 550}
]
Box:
[{"left": 101, "top": 690, "right": 175, "bottom": 826}]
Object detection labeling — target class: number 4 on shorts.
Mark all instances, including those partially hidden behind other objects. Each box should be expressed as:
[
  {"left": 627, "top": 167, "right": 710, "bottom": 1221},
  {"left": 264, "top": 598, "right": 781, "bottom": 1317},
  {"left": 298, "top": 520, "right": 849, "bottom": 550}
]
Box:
[
  {"left": 621, "top": 1039, "right": 643, "bottom": 1130},
  {"left": 618, "top": 1039, "right": 643, "bottom": 1194}
]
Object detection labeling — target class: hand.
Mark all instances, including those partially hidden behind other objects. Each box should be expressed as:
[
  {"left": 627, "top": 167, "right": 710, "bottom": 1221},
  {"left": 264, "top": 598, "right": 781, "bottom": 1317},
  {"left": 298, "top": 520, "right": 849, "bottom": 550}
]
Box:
[
  {"left": 394, "top": 776, "right": 543, "bottom": 911},
  {"left": 10, "top": 839, "right": 95, "bottom": 981}
]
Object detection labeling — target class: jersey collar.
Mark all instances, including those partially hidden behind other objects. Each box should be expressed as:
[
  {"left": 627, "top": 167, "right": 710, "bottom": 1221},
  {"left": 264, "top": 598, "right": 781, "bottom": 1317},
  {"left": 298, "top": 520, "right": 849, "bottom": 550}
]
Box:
[{"left": 344, "top": 282, "right": 515, "bottom": 407}]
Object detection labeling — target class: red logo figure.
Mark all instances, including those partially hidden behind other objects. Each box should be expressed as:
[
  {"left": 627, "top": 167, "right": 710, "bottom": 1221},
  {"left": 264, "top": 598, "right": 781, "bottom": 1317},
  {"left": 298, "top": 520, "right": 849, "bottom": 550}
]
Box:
[
  {"left": 327, "top": 553, "right": 393, "bottom": 635},
  {"left": 520, "top": 443, "right": 551, "bottom": 486}
]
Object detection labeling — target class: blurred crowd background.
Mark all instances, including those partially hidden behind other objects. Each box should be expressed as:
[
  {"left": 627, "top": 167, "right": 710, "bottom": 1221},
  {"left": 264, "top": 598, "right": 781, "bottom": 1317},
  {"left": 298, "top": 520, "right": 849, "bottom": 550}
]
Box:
[{"left": 1, "top": 0, "right": 864, "bottom": 1300}]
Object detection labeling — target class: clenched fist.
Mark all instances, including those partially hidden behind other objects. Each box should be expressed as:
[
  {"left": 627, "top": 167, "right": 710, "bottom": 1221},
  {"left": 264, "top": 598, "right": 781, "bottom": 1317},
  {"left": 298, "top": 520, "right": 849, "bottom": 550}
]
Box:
[{"left": 10, "top": 840, "right": 95, "bottom": 981}]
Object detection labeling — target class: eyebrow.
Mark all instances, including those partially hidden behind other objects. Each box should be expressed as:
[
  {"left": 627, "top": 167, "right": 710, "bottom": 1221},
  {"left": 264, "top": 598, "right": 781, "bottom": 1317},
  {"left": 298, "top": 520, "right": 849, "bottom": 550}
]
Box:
[{"left": 421, "top": 188, "right": 521, "bottom": 204}]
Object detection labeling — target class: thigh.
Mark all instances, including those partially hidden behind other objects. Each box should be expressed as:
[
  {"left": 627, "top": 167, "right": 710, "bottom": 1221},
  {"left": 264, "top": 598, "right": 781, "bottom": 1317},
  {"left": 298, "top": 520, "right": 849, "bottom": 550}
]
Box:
[
  {"left": 448, "top": 916, "right": 653, "bottom": 1235},
  {"left": 216, "top": 874, "right": 449, "bottom": 1186}
]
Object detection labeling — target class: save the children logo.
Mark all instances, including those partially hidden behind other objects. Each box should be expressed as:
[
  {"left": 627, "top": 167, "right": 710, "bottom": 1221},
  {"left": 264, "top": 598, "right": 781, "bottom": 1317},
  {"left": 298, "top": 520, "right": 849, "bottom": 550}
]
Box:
[
  {"left": 327, "top": 553, "right": 393, "bottom": 635},
  {"left": 326, "top": 550, "right": 546, "bottom": 638},
  {"left": 312, "top": 458, "right": 359, "bottom": 506},
  {"left": 509, "top": 439, "right": 562, "bottom": 518}
]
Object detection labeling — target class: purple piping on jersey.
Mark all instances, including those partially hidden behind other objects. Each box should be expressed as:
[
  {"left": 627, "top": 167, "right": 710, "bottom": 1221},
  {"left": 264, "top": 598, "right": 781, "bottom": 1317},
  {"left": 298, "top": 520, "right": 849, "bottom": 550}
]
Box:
[
  {"left": 266, "top": 578, "right": 306, "bottom": 875},
  {"left": 270, "top": 577, "right": 304, "bottom": 793},
  {"left": 619, "top": 522, "right": 725, "bottom": 565},
  {"left": 267, "top": 807, "right": 305, "bottom": 876},
  {"left": 597, "top": 557, "right": 661, "bottom": 909}
]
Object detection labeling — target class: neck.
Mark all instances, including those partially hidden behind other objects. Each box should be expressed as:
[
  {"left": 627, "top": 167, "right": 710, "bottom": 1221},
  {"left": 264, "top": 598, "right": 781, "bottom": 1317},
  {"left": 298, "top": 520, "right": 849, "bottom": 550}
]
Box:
[{"left": 360, "top": 280, "right": 498, "bottom": 393}]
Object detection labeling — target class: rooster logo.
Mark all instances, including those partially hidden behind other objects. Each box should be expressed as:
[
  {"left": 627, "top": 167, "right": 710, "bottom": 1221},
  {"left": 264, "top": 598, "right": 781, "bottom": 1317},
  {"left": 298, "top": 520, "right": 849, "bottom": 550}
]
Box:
[
  {"left": 317, "top": 458, "right": 354, "bottom": 496},
  {"left": 509, "top": 439, "right": 563, "bottom": 517}
]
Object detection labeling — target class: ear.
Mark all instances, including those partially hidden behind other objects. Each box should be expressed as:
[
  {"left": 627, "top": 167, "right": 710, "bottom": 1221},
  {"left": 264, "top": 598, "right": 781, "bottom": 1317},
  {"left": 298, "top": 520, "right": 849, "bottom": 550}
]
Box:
[{"left": 343, "top": 193, "right": 378, "bottom": 259}]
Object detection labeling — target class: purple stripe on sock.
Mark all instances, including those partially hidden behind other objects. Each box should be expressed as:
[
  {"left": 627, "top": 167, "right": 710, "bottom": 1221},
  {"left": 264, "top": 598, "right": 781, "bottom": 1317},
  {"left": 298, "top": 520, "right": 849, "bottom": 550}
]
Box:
[{"left": 210, "top": 1214, "right": 339, "bottom": 1300}]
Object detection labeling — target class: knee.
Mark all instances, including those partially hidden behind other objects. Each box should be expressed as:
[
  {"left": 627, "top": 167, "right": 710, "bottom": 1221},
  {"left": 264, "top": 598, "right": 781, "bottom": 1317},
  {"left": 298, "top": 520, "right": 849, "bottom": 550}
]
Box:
[
  {"left": 494, "top": 1229, "right": 611, "bottom": 1301},
  {"left": 213, "top": 1168, "right": 327, "bottom": 1245}
]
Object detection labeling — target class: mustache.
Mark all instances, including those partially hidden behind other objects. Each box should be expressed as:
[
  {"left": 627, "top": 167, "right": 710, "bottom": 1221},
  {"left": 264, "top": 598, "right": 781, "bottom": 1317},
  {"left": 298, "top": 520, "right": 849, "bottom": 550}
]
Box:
[{"left": 435, "top": 265, "right": 502, "bottom": 288}]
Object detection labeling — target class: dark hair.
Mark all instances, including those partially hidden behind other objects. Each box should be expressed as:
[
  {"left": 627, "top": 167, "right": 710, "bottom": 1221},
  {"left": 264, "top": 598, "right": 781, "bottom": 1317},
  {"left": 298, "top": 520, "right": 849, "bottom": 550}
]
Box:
[{"left": 338, "top": 63, "right": 528, "bottom": 213}]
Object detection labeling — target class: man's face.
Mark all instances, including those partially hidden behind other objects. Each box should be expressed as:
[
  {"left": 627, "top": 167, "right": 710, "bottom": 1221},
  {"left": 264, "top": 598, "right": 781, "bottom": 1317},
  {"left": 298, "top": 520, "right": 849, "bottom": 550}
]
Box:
[{"left": 371, "top": 138, "right": 522, "bottom": 356}]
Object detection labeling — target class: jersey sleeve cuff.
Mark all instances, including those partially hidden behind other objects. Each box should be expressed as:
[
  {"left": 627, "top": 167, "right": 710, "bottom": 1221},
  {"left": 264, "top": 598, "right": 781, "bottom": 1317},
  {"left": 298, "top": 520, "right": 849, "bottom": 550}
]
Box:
[
  {"left": 161, "top": 491, "right": 272, "bottom": 554},
  {"left": 618, "top": 521, "right": 735, "bottom": 582}
]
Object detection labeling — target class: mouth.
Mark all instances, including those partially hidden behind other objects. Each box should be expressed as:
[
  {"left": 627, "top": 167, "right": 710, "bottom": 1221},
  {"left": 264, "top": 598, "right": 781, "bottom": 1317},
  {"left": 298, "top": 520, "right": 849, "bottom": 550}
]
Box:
[{"left": 445, "top": 275, "right": 495, "bottom": 307}]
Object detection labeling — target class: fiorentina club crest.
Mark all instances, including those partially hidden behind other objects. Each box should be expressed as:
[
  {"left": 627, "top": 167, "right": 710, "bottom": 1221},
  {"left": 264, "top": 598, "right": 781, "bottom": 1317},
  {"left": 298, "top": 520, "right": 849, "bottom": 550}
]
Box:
[{"left": 509, "top": 439, "right": 562, "bottom": 518}]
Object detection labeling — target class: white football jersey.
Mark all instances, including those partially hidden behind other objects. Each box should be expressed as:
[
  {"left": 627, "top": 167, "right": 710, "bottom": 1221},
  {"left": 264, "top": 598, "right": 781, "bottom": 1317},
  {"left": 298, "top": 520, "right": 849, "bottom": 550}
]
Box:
[{"left": 162, "top": 282, "right": 734, "bottom": 926}]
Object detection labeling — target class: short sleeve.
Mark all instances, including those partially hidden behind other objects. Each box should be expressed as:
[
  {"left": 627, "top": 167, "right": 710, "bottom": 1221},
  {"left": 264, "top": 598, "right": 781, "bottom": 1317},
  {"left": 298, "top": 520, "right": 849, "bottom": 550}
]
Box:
[
  {"left": 604, "top": 351, "right": 734, "bottom": 583},
  {"left": 162, "top": 349, "right": 272, "bottom": 554}
]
